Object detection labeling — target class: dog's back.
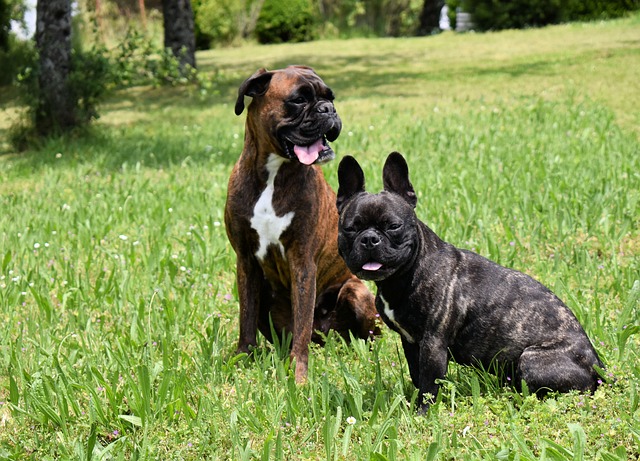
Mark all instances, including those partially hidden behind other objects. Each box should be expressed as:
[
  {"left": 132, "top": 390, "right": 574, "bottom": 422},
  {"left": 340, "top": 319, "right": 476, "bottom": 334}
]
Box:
[
  {"left": 416, "top": 231, "right": 604, "bottom": 392},
  {"left": 337, "top": 152, "right": 603, "bottom": 409}
]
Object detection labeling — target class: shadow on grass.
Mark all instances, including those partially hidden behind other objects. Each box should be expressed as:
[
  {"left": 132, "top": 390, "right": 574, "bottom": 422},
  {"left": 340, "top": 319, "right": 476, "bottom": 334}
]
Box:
[
  {"left": 206, "top": 48, "right": 586, "bottom": 100},
  {"left": 0, "top": 116, "right": 242, "bottom": 179},
  {"left": 0, "top": 82, "right": 244, "bottom": 175},
  {"left": 0, "top": 44, "right": 611, "bottom": 175},
  {"left": 169, "top": 44, "right": 591, "bottom": 104}
]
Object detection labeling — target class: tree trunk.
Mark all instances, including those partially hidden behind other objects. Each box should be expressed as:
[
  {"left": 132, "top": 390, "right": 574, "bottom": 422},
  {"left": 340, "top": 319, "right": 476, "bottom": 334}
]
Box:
[
  {"left": 418, "top": 0, "right": 445, "bottom": 35},
  {"left": 139, "top": 0, "right": 147, "bottom": 30},
  {"left": 1, "top": 0, "right": 10, "bottom": 51},
  {"left": 35, "top": 0, "right": 76, "bottom": 134},
  {"left": 162, "top": 0, "right": 196, "bottom": 72}
]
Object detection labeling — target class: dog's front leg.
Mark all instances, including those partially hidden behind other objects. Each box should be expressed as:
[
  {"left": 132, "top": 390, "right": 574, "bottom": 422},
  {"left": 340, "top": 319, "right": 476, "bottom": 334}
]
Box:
[
  {"left": 235, "top": 256, "right": 263, "bottom": 355},
  {"left": 417, "top": 337, "right": 449, "bottom": 412},
  {"left": 289, "top": 256, "right": 317, "bottom": 383}
]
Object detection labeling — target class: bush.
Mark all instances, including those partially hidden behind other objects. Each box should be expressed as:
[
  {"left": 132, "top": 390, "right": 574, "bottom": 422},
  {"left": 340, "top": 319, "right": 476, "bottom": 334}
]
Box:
[
  {"left": 194, "top": 0, "right": 263, "bottom": 47},
  {"left": 462, "top": 0, "right": 564, "bottom": 30},
  {"left": 255, "top": 0, "right": 316, "bottom": 44},
  {"left": 11, "top": 42, "right": 112, "bottom": 144},
  {"left": 318, "top": 0, "right": 422, "bottom": 38},
  {"left": 10, "top": 27, "right": 205, "bottom": 150},
  {"left": 565, "top": 0, "right": 640, "bottom": 21},
  {"left": 456, "top": 0, "right": 640, "bottom": 31},
  {"left": 0, "top": 34, "right": 35, "bottom": 86},
  {"left": 109, "top": 28, "right": 198, "bottom": 87}
]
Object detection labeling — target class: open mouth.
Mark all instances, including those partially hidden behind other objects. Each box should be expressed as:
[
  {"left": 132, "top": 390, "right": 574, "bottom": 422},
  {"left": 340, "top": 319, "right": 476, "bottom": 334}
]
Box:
[
  {"left": 355, "top": 260, "right": 388, "bottom": 282},
  {"left": 282, "top": 135, "right": 335, "bottom": 165}
]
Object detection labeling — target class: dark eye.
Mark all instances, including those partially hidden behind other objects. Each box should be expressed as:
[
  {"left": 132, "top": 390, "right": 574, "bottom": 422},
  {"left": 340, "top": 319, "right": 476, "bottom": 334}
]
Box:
[
  {"left": 388, "top": 223, "right": 402, "bottom": 231},
  {"left": 343, "top": 226, "right": 356, "bottom": 233},
  {"left": 290, "top": 96, "right": 307, "bottom": 104}
]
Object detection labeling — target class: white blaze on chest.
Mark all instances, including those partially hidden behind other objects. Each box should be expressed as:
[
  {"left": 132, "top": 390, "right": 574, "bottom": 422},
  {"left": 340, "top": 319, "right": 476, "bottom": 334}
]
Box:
[
  {"left": 379, "top": 294, "right": 415, "bottom": 343},
  {"left": 251, "top": 154, "right": 295, "bottom": 260}
]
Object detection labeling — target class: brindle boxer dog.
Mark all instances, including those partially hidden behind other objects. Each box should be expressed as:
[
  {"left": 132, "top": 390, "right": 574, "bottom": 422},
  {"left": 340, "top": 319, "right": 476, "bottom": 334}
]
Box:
[
  {"left": 225, "top": 66, "right": 379, "bottom": 383},
  {"left": 336, "top": 152, "right": 604, "bottom": 411}
]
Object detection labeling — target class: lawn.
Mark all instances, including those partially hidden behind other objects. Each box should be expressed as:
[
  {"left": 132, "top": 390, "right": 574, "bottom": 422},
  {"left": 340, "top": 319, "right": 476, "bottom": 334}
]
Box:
[{"left": 0, "top": 13, "right": 639, "bottom": 460}]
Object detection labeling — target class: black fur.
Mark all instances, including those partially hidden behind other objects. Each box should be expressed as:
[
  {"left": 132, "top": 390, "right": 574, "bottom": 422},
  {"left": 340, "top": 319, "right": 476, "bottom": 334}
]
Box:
[{"left": 337, "top": 152, "right": 604, "bottom": 412}]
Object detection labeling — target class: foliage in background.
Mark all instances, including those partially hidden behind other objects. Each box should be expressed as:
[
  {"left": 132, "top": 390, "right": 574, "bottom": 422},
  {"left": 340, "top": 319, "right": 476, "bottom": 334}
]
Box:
[
  {"left": 107, "top": 28, "right": 199, "bottom": 87},
  {"left": 9, "top": 22, "right": 208, "bottom": 151},
  {"left": 191, "top": 0, "right": 640, "bottom": 43},
  {"left": 254, "top": 0, "right": 316, "bottom": 44},
  {"left": 566, "top": 0, "right": 640, "bottom": 20},
  {"left": 191, "top": 0, "right": 425, "bottom": 44},
  {"left": 318, "top": 0, "right": 423, "bottom": 37},
  {"left": 193, "top": 0, "right": 263, "bottom": 48},
  {"left": 9, "top": 41, "right": 110, "bottom": 150},
  {"left": 0, "top": 33, "right": 34, "bottom": 85},
  {"left": 0, "top": 0, "right": 31, "bottom": 85},
  {"left": 455, "top": 0, "right": 640, "bottom": 31}
]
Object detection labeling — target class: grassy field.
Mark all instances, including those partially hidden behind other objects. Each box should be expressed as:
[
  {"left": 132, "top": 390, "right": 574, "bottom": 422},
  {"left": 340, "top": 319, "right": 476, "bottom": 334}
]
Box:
[{"left": 1, "top": 13, "right": 639, "bottom": 460}]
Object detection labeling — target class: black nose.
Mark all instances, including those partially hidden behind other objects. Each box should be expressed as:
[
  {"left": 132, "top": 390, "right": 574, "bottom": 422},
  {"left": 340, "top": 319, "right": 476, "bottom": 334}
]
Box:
[
  {"left": 316, "top": 101, "right": 336, "bottom": 114},
  {"left": 360, "top": 230, "right": 381, "bottom": 250}
]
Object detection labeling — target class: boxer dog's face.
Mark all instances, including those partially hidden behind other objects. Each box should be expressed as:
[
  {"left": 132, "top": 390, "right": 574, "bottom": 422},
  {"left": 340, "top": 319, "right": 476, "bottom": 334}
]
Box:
[{"left": 235, "top": 66, "right": 342, "bottom": 165}]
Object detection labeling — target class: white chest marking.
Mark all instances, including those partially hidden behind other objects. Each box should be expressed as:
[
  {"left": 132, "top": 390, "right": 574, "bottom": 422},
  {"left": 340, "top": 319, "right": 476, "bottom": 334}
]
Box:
[
  {"left": 379, "top": 294, "right": 415, "bottom": 344},
  {"left": 251, "top": 154, "right": 295, "bottom": 261}
]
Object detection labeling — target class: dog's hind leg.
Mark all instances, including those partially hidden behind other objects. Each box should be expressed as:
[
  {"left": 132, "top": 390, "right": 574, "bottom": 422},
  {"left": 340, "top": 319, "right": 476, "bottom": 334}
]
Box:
[
  {"left": 516, "top": 342, "right": 602, "bottom": 394},
  {"left": 334, "top": 277, "right": 379, "bottom": 339}
]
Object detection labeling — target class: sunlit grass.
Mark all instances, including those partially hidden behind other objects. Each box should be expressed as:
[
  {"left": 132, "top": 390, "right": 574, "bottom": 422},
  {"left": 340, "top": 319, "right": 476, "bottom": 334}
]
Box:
[{"left": 0, "top": 13, "right": 639, "bottom": 460}]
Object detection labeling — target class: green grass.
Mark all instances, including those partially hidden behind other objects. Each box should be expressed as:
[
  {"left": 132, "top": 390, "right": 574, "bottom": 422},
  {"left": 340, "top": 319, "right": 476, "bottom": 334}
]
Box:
[{"left": 1, "top": 14, "right": 639, "bottom": 460}]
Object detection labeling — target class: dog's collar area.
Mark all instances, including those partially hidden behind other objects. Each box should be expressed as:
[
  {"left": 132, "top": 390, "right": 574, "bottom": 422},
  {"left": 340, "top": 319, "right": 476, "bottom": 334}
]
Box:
[{"left": 379, "top": 294, "right": 415, "bottom": 344}]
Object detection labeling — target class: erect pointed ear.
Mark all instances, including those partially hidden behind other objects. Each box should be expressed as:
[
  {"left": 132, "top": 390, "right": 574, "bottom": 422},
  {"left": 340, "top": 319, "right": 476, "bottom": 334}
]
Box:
[
  {"left": 234, "top": 68, "right": 274, "bottom": 116},
  {"left": 337, "top": 155, "right": 366, "bottom": 213},
  {"left": 382, "top": 152, "right": 417, "bottom": 208}
]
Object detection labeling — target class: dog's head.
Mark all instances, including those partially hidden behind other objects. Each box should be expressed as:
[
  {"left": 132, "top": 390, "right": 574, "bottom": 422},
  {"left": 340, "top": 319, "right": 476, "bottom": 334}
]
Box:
[
  {"left": 235, "top": 66, "right": 342, "bottom": 165},
  {"left": 336, "top": 152, "right": 419, "bottom": 281}
]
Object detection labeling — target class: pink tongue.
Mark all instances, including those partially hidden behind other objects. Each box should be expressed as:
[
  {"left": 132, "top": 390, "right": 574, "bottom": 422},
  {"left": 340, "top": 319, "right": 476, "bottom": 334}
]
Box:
[
  {"left": 363, "top": 262, "right": 383, "bottom": 271},
  {"left": 293, "top": 139, "right": 324, "bottom": 165}
]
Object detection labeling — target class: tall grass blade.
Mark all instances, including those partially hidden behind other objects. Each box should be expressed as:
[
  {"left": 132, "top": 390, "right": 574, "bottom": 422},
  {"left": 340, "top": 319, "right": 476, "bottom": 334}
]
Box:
[{"left": 86, "top": 423, "right": 97, "bottom": 461}]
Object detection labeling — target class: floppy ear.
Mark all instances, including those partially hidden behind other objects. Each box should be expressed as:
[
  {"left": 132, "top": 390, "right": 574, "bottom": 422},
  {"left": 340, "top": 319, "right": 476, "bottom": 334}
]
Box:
[
  {"left": 382, "top": 152, "right": 417, "bottom": 208},
  {"left": 234, "top": 68, "right": 274, "bottom": 116},
  {"left": 337, "top": 155, "right": 366, "bottom": 213}
]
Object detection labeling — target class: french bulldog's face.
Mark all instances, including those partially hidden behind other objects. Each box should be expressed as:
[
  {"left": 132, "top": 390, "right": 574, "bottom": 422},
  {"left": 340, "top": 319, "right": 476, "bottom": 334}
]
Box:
[{"left": 336, "top": 153, "right": 419, "bottom": 282}]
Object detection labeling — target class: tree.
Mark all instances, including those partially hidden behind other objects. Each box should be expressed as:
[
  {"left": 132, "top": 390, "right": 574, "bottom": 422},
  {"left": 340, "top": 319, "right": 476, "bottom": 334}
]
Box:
[
  {"left": 162, "top": 0, "right": 196, "bottom": 72},
  {"left": 35, "top": 0, "right": 77, "bottom": 134},
  {"left": 418, "top": 0, "right": 445, "bottom": 35},
  {"left": 1, "top": 0, "right": 10, "bottom": 50}
]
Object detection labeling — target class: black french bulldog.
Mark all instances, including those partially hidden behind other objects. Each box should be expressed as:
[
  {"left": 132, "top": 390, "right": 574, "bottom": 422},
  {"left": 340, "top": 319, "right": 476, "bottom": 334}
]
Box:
[{"left": 336, "top": 152, "right": 604, "bottom": 411}]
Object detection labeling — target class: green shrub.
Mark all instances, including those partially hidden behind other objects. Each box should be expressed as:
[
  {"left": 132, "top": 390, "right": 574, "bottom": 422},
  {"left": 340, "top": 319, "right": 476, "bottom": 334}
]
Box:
[
  {"left": 0, "top": 34, "right": 35, "bottom": 86},
  {"left": 194, "top": 0, "right": 242, "bottom": 47},
  {"left": 463, "top": 0, "right": 564, "bottom": 30},
  {"left": 109, "top": 28, "right": 198, "bottom": 87},
  {"left": 194, "top": 0, "right": 265, "bottom": 47},
  {"left": 9, "top": 27, "right": 205, "bottom": 150},
  {"left": 255, "top": 0, "right": 316, "bottom": 44},
  {"left": 10, "top": 42, "right": 112, "bottom": 145},
  {"left": 456, "top": 0, "right": 640, "bottom": 31},
  {"left": 565, "top": 0, "right": 640, "bottom": 21}
]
